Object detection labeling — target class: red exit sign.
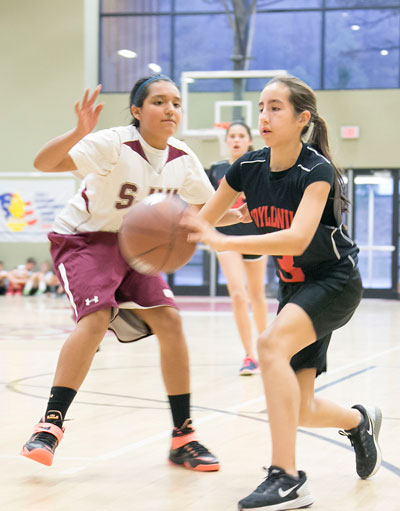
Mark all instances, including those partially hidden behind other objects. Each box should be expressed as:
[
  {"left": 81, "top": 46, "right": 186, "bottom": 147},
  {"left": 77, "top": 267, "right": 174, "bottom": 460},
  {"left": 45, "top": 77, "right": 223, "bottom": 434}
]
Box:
[{"left": 341, "top": 126, "right": 359, "bottom": 139}]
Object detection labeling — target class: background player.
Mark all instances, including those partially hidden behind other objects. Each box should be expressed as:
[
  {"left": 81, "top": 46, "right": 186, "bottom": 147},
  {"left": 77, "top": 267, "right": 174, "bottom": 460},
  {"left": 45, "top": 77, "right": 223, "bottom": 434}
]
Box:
[
  {"left": 183, "top": 75, "right": 382, "bottom": 510},
  {"left": 208, "top": 121, "right": 267, "bottom": 375},
  {"left": 20, "top": 75, "right": 237, "bottom": 473}
]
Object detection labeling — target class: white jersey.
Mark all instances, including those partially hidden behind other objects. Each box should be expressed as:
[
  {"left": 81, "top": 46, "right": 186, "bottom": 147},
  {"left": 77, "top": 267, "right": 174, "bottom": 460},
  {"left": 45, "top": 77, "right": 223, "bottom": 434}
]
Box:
[{"left": 53, "top": 125, "right": 214, "bottom": 234}]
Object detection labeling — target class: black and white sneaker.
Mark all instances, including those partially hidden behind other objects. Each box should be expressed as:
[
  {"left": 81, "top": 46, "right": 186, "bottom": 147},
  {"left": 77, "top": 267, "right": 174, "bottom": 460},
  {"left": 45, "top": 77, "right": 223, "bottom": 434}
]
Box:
[
  {"left": 238, "top": 465, "right": 313, "bottom": 510},
  {"left": 339, "top": 404, "right": 382, "bottom": 479}
]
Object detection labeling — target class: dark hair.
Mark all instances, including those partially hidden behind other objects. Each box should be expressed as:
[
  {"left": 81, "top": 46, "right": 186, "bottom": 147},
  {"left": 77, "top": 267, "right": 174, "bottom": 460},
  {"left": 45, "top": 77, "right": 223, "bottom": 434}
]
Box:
[
  {"left": 129, "top": 75, "right": 177, "bottom": 127},
  {"left": 226, "top": 120, "right": 254, "bottom": 151},
  {"left": 266, "top": 75, "right": 349, "bottom": 213},
  {"left": 26, "top": 257, "right": 37, "bottom": 265}
]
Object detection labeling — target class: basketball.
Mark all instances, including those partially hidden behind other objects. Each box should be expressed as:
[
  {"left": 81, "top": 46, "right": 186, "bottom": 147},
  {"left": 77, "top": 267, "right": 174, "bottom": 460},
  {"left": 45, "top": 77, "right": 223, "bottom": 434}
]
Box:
[{"left": 118, "top": 193, "right": 197, "bottom": 275}]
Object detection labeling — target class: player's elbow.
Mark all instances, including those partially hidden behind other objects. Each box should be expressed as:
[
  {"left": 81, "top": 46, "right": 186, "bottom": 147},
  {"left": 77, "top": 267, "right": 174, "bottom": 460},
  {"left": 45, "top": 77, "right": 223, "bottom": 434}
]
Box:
[
  {"left": 290, "top": 233, "right": 311, "bottom": 256},
  {"left": 33, "top": 156, "right": 51, "bottom": 172}
]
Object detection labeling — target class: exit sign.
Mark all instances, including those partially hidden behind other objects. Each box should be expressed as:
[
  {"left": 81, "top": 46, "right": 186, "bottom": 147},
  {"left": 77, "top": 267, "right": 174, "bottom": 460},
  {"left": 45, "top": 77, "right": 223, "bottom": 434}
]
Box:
[{"left": 341, "top": 126, "right": 359, "bottom": 139}]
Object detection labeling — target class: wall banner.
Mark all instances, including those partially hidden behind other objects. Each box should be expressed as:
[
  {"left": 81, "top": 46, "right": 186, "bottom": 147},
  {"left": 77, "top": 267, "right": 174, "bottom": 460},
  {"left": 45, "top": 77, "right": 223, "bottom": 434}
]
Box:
[{"left": 0, "top": 173, "right": 76, "bottom": 242}]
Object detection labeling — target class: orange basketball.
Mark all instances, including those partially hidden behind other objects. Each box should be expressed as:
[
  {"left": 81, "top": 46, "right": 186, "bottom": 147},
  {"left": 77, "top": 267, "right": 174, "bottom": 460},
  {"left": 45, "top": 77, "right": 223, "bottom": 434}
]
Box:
[{"left": 118, "top": 193, "right": 197, "bottom": 275}]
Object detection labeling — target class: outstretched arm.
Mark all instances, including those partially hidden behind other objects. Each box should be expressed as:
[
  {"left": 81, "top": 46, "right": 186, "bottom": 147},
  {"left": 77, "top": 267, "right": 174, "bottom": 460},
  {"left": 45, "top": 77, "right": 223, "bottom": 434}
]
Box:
[
  {"left": 183, "top": 181, "right": 331, "bottom": 256},
  {"left": 34, "top": 85, "right": 104, "bottom": 173}
]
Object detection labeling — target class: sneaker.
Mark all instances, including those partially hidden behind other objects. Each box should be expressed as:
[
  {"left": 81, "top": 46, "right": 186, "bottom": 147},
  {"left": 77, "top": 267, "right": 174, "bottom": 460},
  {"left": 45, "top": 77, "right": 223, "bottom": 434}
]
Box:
[
  {"left": 20, "top": 416, "right": 64, "bottom": 466},
  {"left": 168, "top": 418, "right": 220, "bottom": 472},
  {"left": 240, "top": 356, "right": 260, "bottom": 376},
  {"left": 238, "top": 465, "right": 313, "bottom": 510},
  {"left": 339, "top": 404, "right": 382, "bottom": 479}
]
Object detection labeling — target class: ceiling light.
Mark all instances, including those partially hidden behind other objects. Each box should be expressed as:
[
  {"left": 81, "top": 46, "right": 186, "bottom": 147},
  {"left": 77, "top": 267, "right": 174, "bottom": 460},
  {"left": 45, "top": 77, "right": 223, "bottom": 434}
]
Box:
[
  {"left": 380, "top": 49, "right": 389, "bottom": 56},
  {"left": 117, "top": 49, "right": 137, "bottom": 59},
  {"left": 148, "top": 63, "right": 162, "bottom": 73},
  {"left": 351, "top": 24, "right": 360, "bottom": 31}
]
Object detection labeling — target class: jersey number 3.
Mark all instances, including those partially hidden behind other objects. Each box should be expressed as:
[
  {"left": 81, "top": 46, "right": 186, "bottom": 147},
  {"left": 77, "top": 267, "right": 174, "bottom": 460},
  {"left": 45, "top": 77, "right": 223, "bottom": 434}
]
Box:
[{"left": 276, "top": 255, "right": 305, "bottom": 283}]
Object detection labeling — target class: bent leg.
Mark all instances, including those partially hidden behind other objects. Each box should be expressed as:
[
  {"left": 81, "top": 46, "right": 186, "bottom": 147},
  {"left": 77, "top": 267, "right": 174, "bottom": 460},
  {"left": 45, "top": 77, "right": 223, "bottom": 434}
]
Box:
[
  {"left": 297, "top": 368, "right": 361, "bottom": 429},
  {"left": 21, "top": 308, "right": 111, "bottom": 466},
  {"left": 133, "top": 306, "right": 190, "bottom": 395},
  {"left": 258, "top": 303, "right": 316, "bottom": 476},
  {"left": 53, "top": 308, "right": 111, "bottom": 389}
]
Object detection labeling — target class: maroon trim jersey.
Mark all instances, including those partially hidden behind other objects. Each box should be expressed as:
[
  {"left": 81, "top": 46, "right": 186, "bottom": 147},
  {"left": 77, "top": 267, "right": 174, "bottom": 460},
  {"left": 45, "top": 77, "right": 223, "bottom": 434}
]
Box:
[
  {"left": 53, "top": 125, "right": 214, "bottom": 234},
  {"left": 225, "top": 144, "right": 359, "bottom": 282},
  {"left": 208, "top": 159, "right": 259, "bottom": 236}
]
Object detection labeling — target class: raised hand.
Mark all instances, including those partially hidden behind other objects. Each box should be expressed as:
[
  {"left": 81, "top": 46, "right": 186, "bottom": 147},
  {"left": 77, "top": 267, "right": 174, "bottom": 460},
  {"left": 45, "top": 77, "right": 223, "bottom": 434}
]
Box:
[{"left": 74, "top": 85, "right": 104, "bottom": 137}]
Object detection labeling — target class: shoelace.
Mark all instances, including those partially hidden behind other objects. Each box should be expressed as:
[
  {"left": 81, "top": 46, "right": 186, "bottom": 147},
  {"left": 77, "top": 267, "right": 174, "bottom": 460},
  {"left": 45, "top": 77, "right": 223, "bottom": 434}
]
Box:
[
  {"left": 33, "top": 431, "right": 58, "bottom": 448},
  {"left": 182, "top": 440, "right": 211, "bottom": 457},
  {"left": 338, "top": 429, "right": 353, "bottom": 443},
  {"left": 339, "top": 428, "right": 370, "bottom": 458},
  {"left": 255, "top": 468, "right": 285, "bottom": 492}
]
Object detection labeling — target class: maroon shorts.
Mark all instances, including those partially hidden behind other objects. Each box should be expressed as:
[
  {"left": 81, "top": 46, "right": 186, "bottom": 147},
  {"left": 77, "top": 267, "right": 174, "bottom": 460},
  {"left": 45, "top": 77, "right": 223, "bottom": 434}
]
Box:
[{"left": 48, "top": 231, "right": 177, "bottom": 342}]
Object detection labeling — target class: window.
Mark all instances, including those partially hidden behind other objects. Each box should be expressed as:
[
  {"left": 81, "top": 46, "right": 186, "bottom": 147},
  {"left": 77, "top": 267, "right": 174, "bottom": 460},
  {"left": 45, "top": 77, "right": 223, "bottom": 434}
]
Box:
[
  {"left": 257, "top": 0, "right": 322, "bottom": 7},
  {"left": 99, "top": 2, "right": 400, "bottom": 92},
  {"left": 326, "top": 0, "right": 400, "bottom": 7},
  {"left": 174, "top": 0, "right": 224, "bottom": 12},
  {"left": 174, "top": 14, "right": 233, "bottom": 92},
  {"left": 101, "top": 0, "right": 172, "bottom": 13},
  {"left": 250, "top": 10, "right": 322, "bottom": 90},
  {"left": 100, "top": 15, "right": 172, "bottom": 92},
  {"left": 324, "top": 9, "right": 400, "bottom": 89}
]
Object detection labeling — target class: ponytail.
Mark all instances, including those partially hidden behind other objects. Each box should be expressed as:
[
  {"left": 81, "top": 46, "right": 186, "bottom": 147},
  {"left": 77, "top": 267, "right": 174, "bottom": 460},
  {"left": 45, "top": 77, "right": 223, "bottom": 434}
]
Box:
[{"left": 308, "top": 115, "right": 349, "bottom": 213}]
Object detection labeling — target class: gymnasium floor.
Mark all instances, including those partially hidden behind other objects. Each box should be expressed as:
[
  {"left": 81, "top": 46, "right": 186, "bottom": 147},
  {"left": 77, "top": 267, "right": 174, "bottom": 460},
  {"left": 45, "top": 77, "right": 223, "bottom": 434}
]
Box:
[{"left": 0, "top": 294, "right": 399, "bottom": 510}]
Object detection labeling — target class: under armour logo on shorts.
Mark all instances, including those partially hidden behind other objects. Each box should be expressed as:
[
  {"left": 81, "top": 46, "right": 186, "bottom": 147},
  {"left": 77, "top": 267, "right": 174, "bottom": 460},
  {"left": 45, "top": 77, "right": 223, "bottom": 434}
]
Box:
[{"left": 85, "top": 296, "right": 99, "bottom": 306}]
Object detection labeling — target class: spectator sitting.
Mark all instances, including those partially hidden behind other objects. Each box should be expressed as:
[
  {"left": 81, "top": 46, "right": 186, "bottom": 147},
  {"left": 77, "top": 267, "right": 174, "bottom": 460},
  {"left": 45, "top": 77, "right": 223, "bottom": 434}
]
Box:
[
  {"left": 7, "top": 257, "right": 37, "bottom": 295},
  {"left": 39, "top": 261, "right": 64, "bottom": 296},
  {"left": 0, "top": 261, "right": 8, "bottom": 295}
]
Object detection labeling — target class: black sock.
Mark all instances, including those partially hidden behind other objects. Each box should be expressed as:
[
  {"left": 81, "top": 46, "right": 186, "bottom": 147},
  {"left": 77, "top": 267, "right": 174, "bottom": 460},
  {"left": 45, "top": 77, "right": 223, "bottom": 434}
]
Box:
[
  {"left": 168, "top": 393, "right": 190, "bottom": 429},
  {"left": 45, "top": 386, "right": 77, "bottom": 428}
]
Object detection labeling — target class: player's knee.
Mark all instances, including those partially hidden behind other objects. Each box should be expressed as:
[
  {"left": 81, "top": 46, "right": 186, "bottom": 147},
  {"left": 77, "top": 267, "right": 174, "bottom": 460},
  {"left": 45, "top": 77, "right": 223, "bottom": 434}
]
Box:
[
  {"left": 154, "top": 306, "right": 182, "bottom": 332},
  {"left": 251, "top": 293, "right": 266, "bottom": 308},
  {"left": 257, "top": 331, "right": 283, "bottom": 368},
  {"left": 230, "top": 289, "right": 247, "bottom": 306},
  {"left": 78, "top": 309, "right": 110, "bottom": 337}
]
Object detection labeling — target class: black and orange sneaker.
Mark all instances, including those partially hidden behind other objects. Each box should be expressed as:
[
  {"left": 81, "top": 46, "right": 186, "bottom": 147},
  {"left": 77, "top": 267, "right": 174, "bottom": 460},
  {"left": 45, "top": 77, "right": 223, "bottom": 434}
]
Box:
[
  {"left": 20, "top": 415, "right": 64, "bottom": 466},
  {"left": 168, "top": 418, "right": 220, "bottom": 472}
]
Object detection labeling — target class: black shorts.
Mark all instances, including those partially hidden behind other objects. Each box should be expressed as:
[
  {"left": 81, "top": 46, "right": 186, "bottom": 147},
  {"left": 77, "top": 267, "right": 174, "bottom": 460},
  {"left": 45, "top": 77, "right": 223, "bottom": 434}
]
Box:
[
  {"left": 242, "top": 254, "right": 266, "bottom": 261},
  {"left": 277, "top": 267, "right": 363, "bottom": 376}
]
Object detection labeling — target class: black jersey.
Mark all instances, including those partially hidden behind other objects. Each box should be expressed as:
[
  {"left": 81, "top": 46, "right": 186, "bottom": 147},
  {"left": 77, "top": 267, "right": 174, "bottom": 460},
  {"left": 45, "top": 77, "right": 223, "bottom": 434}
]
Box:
[
  {"left": 208, "top": 159, "right": 259, "bottom": 236},
  {"left": 225, "top": 144, "right": 359, "bottom": 282}
]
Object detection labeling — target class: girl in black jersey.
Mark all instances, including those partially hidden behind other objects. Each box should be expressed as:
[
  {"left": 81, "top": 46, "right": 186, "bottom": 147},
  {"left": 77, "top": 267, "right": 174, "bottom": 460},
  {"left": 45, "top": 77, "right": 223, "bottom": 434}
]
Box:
[
  {"left": 208, "top": 121, "right": 267, "bottom": 376},
  {"left": 183, "top": 76, "right": 382, "bottom": 510}
]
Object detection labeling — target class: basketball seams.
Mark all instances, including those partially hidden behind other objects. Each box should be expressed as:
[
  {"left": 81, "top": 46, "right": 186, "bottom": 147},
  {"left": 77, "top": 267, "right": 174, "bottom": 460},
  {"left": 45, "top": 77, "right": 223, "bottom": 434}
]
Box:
[{"left": 118, "top": 193, "right": 196, "bottom": 274}]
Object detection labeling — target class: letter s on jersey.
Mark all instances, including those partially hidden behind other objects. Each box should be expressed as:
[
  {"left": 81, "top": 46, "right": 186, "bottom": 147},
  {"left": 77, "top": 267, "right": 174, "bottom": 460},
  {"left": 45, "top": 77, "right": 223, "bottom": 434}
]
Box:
[{"left": 115, "top": 183, "right": 138, "bottom": 210}]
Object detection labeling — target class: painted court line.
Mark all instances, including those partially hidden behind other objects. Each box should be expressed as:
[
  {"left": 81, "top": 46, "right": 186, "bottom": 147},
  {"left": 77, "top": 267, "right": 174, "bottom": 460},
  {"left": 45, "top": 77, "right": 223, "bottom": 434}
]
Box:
[
  {"left": 61, "top": 395, "right": 265, "bottom": 475},
  {"left": 58, "top": 344, "right": 400, "bottom": 475}
]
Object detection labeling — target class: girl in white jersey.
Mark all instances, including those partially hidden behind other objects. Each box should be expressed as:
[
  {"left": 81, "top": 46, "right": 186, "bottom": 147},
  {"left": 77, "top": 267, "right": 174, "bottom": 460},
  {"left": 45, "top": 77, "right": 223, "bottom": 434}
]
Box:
[
  {"left": 183, "top": 76, "right": 382, "bottom": 510},
  {"left": 20, "top": 75, "right": 222, "bottom": 472}
]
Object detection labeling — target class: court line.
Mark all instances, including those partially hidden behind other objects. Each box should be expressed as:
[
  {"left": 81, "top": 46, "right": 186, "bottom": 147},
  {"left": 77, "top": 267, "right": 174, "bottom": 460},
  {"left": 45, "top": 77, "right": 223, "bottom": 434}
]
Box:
[
  {"left": 6, "top": 344, "right": 400, "bottom": 475},
  {"left": 62, "top": 363, "right": 400, "bottom": 478},
  {"left": 60, "top": 344, "right": 400, "bottom": 475},
  {"left": 60, "top": 394, "right": 269, "bottom": 475},
  {"left": 7, "top": 343, "right": 400, "bottom": 407}
]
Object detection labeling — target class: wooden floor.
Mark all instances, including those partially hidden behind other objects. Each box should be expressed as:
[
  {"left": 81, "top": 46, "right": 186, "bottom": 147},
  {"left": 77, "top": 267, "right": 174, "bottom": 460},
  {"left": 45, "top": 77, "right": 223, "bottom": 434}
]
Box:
[{"left": 0, "top": 294, "right": 399, "bottom": 510}]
